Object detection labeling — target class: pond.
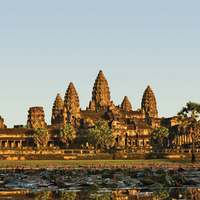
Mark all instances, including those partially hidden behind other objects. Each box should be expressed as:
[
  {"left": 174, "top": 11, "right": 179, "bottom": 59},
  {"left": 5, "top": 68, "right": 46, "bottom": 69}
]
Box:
[
  {"left": 1, "top": 188, "right": 200, "bottom": 200},
  {"left": 1, "top": 163, "right": 200, "bottom": 199}
]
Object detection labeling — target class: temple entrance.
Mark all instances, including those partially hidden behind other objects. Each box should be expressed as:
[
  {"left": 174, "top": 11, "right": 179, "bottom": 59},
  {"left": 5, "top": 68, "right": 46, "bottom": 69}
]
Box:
[{"left": 48, "top": 141, "right": 54, "bottom": 148}]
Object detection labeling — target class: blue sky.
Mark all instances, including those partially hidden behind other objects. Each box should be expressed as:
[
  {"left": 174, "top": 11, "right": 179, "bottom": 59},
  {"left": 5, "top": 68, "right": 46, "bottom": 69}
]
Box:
[{"left": 0, "top": 1, "right": 200, "bottom": 127}]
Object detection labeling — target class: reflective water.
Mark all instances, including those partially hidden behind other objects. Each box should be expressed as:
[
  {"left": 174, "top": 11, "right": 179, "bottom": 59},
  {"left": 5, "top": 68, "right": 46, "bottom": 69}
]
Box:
[
  {"left": 1, "top": 163, "right": 200, "bottom": 199},
  {"left": 0, "top": 188, "right": 200, "bottom": 200}
]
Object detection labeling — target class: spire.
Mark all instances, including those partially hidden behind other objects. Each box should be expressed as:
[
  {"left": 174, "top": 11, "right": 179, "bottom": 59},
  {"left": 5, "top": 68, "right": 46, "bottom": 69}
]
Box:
[
  {"left": 0, "top": 116, "right": 6, "bottom": 129},
  {"left": 51, "top": 93, "right": 64, "bottom": 125},
  {"left": 141, "top": 85, "right": 158, "bottom": 118},
  {"left": 89, "top": 70, "right": 111, "bottom": 110},
  {"left": 64, "top": 82, "right": 80, "bottom": 122},
  {"left": 121, "top": 96, "right": 132, "bottom": 112}
]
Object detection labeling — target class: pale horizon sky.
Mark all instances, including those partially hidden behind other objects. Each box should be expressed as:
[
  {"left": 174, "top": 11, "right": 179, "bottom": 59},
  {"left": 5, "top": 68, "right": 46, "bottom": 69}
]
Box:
[{"left": 1, "top": 1, "right": 200, "bottom": 128}]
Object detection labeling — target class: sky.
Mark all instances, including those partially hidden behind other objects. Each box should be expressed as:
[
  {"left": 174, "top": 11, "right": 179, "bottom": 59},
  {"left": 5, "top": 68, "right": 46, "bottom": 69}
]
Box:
[{"left": 0, "top": 1, "right": 200, "bottom": 128}]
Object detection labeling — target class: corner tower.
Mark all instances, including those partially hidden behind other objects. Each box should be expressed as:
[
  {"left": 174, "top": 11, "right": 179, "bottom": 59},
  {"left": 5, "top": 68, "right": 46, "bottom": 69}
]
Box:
[
  {"left": 89, "top": 70, "right": 111, "bottom": 111},
  {"left": 51, "top": 93, "right": 64, "bottom": 125},
  {"left": 141, "top": 85, "right": 158, "bottom": 119},
  {"left": 64, "top": 82, "right": 80, "bottom": 123}
]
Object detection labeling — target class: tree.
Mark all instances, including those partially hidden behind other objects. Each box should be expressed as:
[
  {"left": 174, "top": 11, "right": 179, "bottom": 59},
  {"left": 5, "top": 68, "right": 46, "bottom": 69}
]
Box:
[
  {"left": 152, "top": 126, "right": 169, "bottom": 145},
  {"left": 33, "top": 127, "right": 49, "bottom": 149},
  {"left": 59, "top": 124, "right": 76, "bottom": 148},
  {"left": 177, "top": 101, "right": 200, "bottom": 163},
  {"left": 87, "top": 121, "right": 115, "bottom": 149}
]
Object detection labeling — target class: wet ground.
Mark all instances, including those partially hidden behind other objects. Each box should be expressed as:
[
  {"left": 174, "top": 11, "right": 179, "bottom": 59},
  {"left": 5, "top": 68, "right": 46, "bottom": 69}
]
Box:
[{"left": 1, "top": 163, "right": 200, "bottom": 199}]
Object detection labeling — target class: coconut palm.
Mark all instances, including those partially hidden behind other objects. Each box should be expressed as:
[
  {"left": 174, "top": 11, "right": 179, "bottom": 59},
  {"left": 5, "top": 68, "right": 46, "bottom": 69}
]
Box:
[{"left": 177, "top": 101, "right": 200, "bottom": 163}]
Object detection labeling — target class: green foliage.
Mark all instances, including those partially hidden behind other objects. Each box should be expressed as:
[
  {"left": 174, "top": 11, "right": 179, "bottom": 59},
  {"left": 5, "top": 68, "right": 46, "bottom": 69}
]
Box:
[
  {"left": 89, "top": 188, "right": 114, "bottom": 200},
  {"left": 33, "top": 127, "right": 49, "bottom": 148},
  {"left": 154, "top": 190, "right": 170, "bottom": 199},
  {"left": 178, "top": 101, "right": 200, "bottom": 137},
  {"left": 87, "top": 121, "right": 115, "bottom": 147},
  {"left": 60, "top": 191, "right": 76, "bottom": 200},
  {"left": 34, "top": 191, "right": 50, "bottom": 200},
  {"left": 152, "top": 126, "right": 169, "bottom": 143},
  {"left": 59, "top": 124, "right": 76, "bottom": 145}
]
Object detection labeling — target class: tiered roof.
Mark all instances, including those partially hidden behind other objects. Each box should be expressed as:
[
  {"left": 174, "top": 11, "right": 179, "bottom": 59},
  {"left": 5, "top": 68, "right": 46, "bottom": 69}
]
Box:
[
  {"left": 64, "top": 82, "right": 80, "bottom": 113},
  {"left": 89, "top": 70, "right": 111, "bottom": 110},
  {"left": 121, "top": 96, "right": 132, "bottom": 112},
  {"left": 51, "top": 93, "right": 64, "bottom": 125},
  {"left": 141, "top": 85, "right": 158, "bottom": 118}
]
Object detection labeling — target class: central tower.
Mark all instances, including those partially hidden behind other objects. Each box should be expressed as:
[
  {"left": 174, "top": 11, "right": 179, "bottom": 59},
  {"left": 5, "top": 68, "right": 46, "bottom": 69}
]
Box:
[{"left": 88, "top": 70, "right": 111, "bottom": 111}]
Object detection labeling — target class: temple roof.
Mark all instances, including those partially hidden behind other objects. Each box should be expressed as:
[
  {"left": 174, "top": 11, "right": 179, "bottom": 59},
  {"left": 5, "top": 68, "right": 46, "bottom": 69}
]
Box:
[
  {"left": 141, "top": 85, "right": 158, "bottom": 118},
  {"left": 51, "top": 93, "right": 64, "bottom": 125},
  {"left": 90, "top": 70, "right": 111, "bottom": 110},
  {"left": 121, "top": 96, "right": 132, "bottom": 112},
  {"left": 64, "top": 82, "right": 80, "bottom": 111}
]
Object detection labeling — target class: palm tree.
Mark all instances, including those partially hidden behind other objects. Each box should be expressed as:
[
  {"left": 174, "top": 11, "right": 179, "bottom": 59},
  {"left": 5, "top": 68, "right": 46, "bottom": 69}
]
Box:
[{"left": 177, "top": 102, "right": 200, "bottom": 163}]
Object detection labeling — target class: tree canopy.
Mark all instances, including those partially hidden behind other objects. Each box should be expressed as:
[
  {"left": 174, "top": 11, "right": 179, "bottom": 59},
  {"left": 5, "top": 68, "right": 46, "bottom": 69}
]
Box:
[
  {"left": 178, "top": 101, "right": 200, "bottom": 136},
  {"left": 152, "top": 126, "right": 169, "bottom": 144},
  {"left": 33, "top": 127, "right": 49, "bottom": 148},
  {"left": 87, "top": 121, "right": 115, "bottom": 148},
  {"left": 59, "top": 124, "right": 76, "bottom": 146},
  {"left": 177, "top": 101, "right": 200, "bottom": 162}
]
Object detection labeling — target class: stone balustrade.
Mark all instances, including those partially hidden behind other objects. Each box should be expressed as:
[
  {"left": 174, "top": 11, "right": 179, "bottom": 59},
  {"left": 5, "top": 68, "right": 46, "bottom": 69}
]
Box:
[{"left": 0, "top": 147, "right": 199, "bottom": 155}]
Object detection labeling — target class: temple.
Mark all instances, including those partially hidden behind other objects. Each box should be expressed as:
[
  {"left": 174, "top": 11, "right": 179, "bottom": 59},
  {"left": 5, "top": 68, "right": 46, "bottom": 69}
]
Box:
[{"left": 0, "top": 70, "right": 189, "bottom": 152}]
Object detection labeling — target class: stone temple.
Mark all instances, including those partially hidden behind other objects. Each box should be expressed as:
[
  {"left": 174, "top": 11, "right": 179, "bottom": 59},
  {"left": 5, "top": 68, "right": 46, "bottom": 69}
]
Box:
[{"left": 0, "top": 70, "right": 183, "bottom": 150}]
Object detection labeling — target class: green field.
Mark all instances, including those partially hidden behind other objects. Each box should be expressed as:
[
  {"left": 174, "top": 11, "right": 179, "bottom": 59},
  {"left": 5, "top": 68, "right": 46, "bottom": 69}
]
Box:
[{"left": 0, "top": 159, "right": 199, "bottom": 168}]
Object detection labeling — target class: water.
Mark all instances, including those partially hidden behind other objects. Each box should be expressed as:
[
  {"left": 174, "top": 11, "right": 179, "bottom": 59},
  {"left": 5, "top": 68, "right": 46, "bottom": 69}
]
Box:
[{"left": 0, "top": 188, "right": 200, "bottom": 200}]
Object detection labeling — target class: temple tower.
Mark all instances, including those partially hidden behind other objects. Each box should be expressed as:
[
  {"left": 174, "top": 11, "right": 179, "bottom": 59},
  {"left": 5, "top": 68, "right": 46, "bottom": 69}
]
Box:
[
  {"left": 0, "top": 116, "right": 6, "bottom": 129},
  {"left": 51, "top": 93, "right": 64, "bottom": 125},
  {"left": 121, "top": 96, "right": 132, "bottom": 112},
  {"left": 64, "top": 82, "right": 80, "bottom": 124},
  {"left": 141, "top": 85, "right": 158, "bottom": 119},
  {"left": 27, "top": 107, "right": 47, "bottom": 128},
  {"left": 89, "top": 70, "right": 111, "bottom": 111}
]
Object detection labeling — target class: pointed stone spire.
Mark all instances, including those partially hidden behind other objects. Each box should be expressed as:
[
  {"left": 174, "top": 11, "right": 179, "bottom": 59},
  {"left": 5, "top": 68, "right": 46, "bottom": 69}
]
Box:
[
  {"left": 89, "top": 70, "right": 111, "bottom": 110},
  {"left": 0, "top": 116, "right": 6, "bottom": 129},
  {"left": 141, "top": 85, "right": 158, "bottom": 118},
  {"left": 51, "top": 93, "right": 64, "bottom": 125},
  {"left": 121, "top": 96, "right": 132, "bottom": 112},
  {"left": 64, "top": 82, "right": 80, "bottom": 123}
]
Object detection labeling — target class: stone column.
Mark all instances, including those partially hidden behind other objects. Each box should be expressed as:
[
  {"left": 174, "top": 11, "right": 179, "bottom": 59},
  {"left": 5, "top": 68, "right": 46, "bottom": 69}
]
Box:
[
  {"left": 179, "top": 136, "right": 182, "bottom": 145},
  {"left": 19, "top": 140, "right": 22, "bottom": 148}
]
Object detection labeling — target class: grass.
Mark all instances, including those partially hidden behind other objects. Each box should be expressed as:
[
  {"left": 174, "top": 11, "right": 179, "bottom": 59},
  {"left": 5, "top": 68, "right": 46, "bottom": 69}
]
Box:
[{"left": 0, "top": 159, "right": 199, "bottom": 168}]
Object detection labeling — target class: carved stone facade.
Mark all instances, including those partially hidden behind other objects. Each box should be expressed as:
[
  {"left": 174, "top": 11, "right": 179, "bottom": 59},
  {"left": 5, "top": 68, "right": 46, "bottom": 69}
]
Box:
[
  {"left": 0, "top": 116, "right": 6, "bottom": 129},
  {"left": 121, "top": 96, "right": 132, "bottom": 112},
  {"left": 88, "top": 70, "right": 111, "bottom": 111},
  {"left": 51, "top": 93, "right": 64, "bottom": 125},
  {"left": 64, "top": 82, "right": 80, "bottom": 124},
  {"left": 27, "top": 107, "right": 47, "bottom": 128},
  {"left": 0, "top": 70, "right": 181, "bottom": 150},
  {"left": 47, "top": 70, "right": 178, "bottom": 147},
  {"left": 141, "top": 85, "right": 158, "bottom": 119}
]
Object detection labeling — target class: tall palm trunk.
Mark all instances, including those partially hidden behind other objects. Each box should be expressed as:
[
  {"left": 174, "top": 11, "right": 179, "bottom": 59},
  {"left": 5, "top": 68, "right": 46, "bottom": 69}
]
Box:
[{"left": 192, "top": 137, "right": 195, "bottom": 163}]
